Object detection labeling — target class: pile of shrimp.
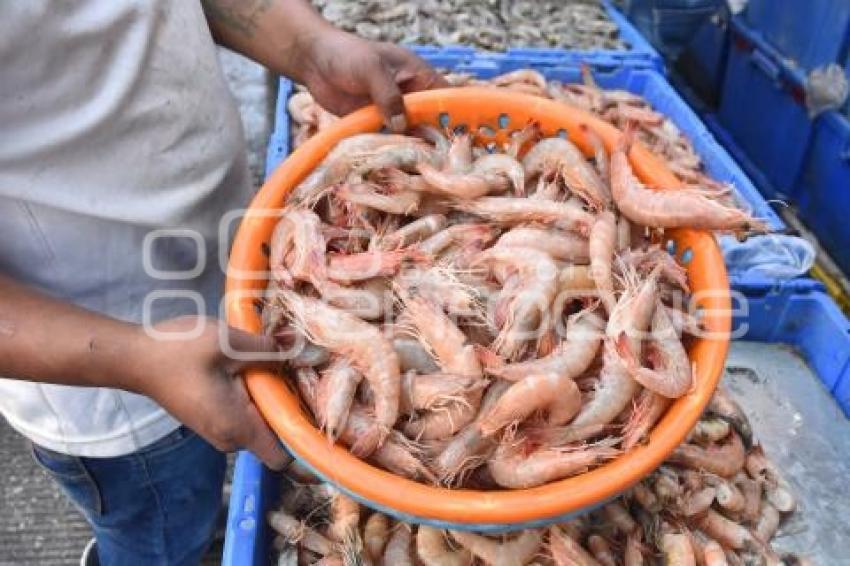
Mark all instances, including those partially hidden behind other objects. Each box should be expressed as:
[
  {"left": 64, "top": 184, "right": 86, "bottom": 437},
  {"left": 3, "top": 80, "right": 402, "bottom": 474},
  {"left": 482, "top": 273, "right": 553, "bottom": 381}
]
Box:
[
  {"left": 287, "top": 67, "right": 737, "bottom": 209},
  {"left": 268, "top": 388, "right": 809, "bottom": 566},
  {"left": 263, "top": 87, "right": 768, "bottom": 494}
]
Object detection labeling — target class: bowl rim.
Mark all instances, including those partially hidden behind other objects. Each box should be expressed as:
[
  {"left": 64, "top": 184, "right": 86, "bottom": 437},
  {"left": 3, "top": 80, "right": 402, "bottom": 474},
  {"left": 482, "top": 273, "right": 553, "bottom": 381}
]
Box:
[{"left": 225, "top": 87, "right": 731, "bottom": 526}]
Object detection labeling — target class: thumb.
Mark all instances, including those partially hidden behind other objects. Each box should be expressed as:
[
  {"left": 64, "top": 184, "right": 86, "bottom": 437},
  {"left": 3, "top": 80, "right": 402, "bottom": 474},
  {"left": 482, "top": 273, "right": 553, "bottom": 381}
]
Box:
[
  {"left": 222, "top": 325, "right": 292, "bottom": 368},
  {"left": 366, "top": 57, "right": 407, "bottom": 133}
]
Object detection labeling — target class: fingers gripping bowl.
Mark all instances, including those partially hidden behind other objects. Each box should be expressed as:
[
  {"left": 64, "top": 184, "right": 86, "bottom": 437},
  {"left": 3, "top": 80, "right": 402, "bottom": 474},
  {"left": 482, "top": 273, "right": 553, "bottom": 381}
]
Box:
[{"left": 225, "top": 88, "right": 731, "bottom": 530}]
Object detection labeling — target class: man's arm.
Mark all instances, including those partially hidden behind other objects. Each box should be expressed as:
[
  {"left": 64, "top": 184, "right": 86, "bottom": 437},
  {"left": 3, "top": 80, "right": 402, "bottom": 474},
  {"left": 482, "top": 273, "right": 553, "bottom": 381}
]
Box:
[
  {"left": 0, "top": 274, "right": 288, "bottom": 469},
  {"left": 200, "top": 0, "right": 447, "bottom": 131}
]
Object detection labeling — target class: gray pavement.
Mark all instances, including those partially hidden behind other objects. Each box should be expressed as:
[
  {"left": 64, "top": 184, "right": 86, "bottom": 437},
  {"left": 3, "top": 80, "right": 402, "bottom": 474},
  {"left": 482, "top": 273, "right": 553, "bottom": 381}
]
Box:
[{"left": 0, "top": 49, "right": 272, "bottom": 566}]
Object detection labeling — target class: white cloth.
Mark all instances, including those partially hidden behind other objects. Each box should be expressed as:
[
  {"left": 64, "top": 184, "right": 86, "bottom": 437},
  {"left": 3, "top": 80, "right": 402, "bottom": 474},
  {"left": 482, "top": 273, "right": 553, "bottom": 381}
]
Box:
[{"left": 0, "top": 0, "right": 253, "bottom": 456}]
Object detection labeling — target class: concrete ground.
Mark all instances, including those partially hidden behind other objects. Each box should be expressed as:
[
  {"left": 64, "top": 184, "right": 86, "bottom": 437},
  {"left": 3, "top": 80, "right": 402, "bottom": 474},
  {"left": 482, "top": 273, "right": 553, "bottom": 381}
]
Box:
[{"left": 0, "top": 49, "right": 273, "bottom": 566}]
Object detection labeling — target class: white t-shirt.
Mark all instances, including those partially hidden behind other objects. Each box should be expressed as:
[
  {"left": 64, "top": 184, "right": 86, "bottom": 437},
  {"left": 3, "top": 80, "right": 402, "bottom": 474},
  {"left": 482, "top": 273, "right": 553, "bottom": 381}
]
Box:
[{"left": 0, "top": 1, "right": 253, "bottom": 456}]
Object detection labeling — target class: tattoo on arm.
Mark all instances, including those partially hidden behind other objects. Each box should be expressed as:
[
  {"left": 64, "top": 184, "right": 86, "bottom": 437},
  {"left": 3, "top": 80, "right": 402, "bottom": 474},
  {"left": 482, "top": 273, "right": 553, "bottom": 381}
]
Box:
[{"left": 201, "top": 0, "right": 274, "bottom": 38}]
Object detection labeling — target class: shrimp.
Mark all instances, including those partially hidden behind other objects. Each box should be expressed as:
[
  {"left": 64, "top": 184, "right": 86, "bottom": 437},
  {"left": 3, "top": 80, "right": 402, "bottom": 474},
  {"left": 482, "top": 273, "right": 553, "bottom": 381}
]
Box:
[
  {"left": 400, "top": 294, "right": 482, "bottom": 378},
  {"left": 349, "top": 141, "right": 438, "bottom": 182},
  {"left": 397, "top": 266, "right": 484, "bottom": 319},
  {"left": 581, "top": 125, "right": 610, "bottom": 184},
  {"left": 557, "top": 265, "right": 597, "bottom": 295},
  {"left": 620, "top": 246, "right": 689, "bottom": 292},
  {"left": 419, "top": 223, "right": 498, "bottom": 256},
  {"left": 679, "top": 486, "right": 716, "bottom": 517},
  {"left": 505, "top": 121, "right": 542, "bottom": 158},
  {"left": 632, "top": 482, "right": 661, "bottom": 514},
  {"left": 495, "top": 226, "right": 590, "bottom": 262},
  {"left": 622, "top": 389, "right": 671, "bottom": 450},
  {"left": 287, "top": 91, "right": 318, "bottom": 125},
  {"left": 412, "top": 124, "right": 450, "bottom": 155},
  {"left": 602, "top": 502, "right": 638, "bottom": 535},
  {"left": 320, "top": 280, "right": 387, "bottom": 320},
  {"left": 392, "top": 337, "right": 440, "bottom": 374},
  {"left": 746, "top": 446, "right": 796, "bottom": 513},
  {"left": 660, "top": 533, "right": 696, "bottom": 566},
  {"left": 478, "top": 373, "right": 582, "bottom": 436},
  {"left": 371, "top": 431, "right": 437, "bottom": 483},
  {"left": 416, "top": 161, "right": 511, "bottom": 199},
  {"left": 475, "top": 247, "right": 560, "bottom": 360},
  {"left": 328, "top": 491, "right": 361, "bottom": 553},
  {"left": 665, "top": 305, "right": 705, "bottom": 337},
  {"left": 448, "top": 529, "right": 543, "bottom": 566},
  {"left": 472, "top": 153, "right": 526, "bottom": 195},
  {"left": 610, "top": 128, "right": 767, "bottom": 232},
  {"left": 431, "top": 380, "right": 510, "bottom": 486},
  {"left": 624, "top": 531, "right": 645, "bottom": 566},
  {"left": 696, "top": 510, "right": 757, "bottom": 550},
  {"left": 548, "top": 526, "right": 601, "bottom": 566},
  {"left": 416, "top": 526, "right": 473, "bottom": 566},
  {"left": 618, "top": 301, "right": 692, "bottom": 398},
  {"left": 754, "top": 502, "right": 781, "bottom": 543},
  {"left": 569, "top": 267, "right": 659, "bottom": 428},
  {"left": 703, "top": 540, "right": 729, "bottom": 566},
  {"left": 707, "top": 388, "right": 753, "bottom": 448},
  {"left": 290, "top": 134, "right": 425, "bottom": 203},
  {"left": 334, "top": 182, "right": 421, "bottom": 215},
  {"left": 616, "top": 215, "right": 631, "bottom": 252},
  {"left": 317, "top": 360, "right": 362, "bottom": 441},
  {"left": 688, "top": 418, "right": 731, "bottom": 446},
  {"left": 734, "top": 472, "right": 762, "bottom": 522},
  {"left": 454, "top": 197, "right": 595, "bottom": 235},
  {"left": 364, "top": 513, "right": 389, "bottom": 562},
  {"left": 446, "top": 132, "right": 473, "bottom": 172},
  {"left": 269, "top": 208, "right": 326, "bottom": 289},
  {"left": 587, "top": 535, "right": 617, "bottom": 566},
  {"left": 379, "top": 214, "right": 447, "bottom": 250},
  {"left": 522, "top": 138, "right": 610, "bottom": 211},
  {"left": 383, "top": 524, "right": 413, "bottom": 566},
  {"left": 668, "top": 432, "right": 746, "bottom": 478},
  {"left": 522, "top": 423, "right": 612, "bottom": 448},
  {"left": 488, "top": 438, "right": 618, "bottom": 488},
  {"left": 281, "top": 292, "right": 400, "bottom": 447},
  {"left": 268, "top": 511, "right": 335, "bottom": 556},
  {"left": 491, "top": 68, "right": 547, "bottom": 90},
  {"left": 327, "top": 248, "right": 424, "bottom": 284},
  {"left": 589, "top": 210, "right": 617, "bottom": 313},
  {"left": 401, "top": 372, "right": 486, "bottom": 415}
]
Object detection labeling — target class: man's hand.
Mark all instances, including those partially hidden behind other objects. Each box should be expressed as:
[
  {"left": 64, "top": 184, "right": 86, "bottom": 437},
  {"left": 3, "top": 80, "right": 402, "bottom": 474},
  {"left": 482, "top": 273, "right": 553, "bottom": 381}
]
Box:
[
  {"left": 202, "top": 0, "right": 447, "bottom": 132},
  {"left": 0, "top": 275, "right": 289, "bottom": 469},
  {"left": 298, "top": 32, "right": 447, "bottom": 132},
  {"left": 134, "top": 317, "right": 290, "bottom": 470}
]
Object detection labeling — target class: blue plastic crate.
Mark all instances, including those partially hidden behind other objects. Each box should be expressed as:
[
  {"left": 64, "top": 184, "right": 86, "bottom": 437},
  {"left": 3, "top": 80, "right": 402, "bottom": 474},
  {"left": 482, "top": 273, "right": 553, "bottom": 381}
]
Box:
[
  {"left": 794, "top": 111, "right": 850, "bottom": 276},
  {"left": 744, "top": 0, "right": 850, "bottom": 72},
  {"left": 716, "top": 17, "right": 812, "bottom": 201},
  {"left": 225, "top": 278, "right": 850, "bottom": 565},
  {"left": 673, "top": 8, "right": 730, "bottom": 110}
]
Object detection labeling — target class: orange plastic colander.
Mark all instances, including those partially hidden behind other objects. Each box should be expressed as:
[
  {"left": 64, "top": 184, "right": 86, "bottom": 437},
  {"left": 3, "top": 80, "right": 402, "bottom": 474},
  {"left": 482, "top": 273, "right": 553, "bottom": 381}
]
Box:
[{"left": 225, "top": 88, "right": 731, "bottom": 531}]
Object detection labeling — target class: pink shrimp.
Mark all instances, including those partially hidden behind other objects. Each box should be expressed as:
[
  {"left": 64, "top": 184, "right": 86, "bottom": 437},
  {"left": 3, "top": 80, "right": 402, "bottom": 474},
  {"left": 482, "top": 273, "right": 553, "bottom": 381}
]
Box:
[
  {"left": 472, "top": 153, "right": 526, "bottom": 195},
  {"left": 487, "top": 310, "right": 604, "bottom": 381},
  {"left": 610, "top": 128, "right": 767, "bottom": 232},
  {"left": 668, "top": 432, "right": 746, "bottom": 478},
  {"left": 522, "top": 137, "right": 610, "bottom": 210},
  {"left": 665, "top": 305, "right": 705, "bottom": 336},
  {"left": 334, "top": 182, "right": 421, "bottom": 215},
  {"left": 399, "top": 294, "right": 482, "bottom": 378},
  {"left": 505, "top": 120, "right": 542, "bottom": 158},
  {"left": 419, "top": 223, "right": 498, "bottom": 257},
  {"left": 431, "top": 380, "right": 510, "bottom": 486},
  {"left": 624, "top": 531, "right": 645, "bottom": 566},
  {"left": 383, "top": 524, "right": 414, "bottom": 566},
  {"left": 269, "top": 207, "right": 327, "bottom": 289},
  {"left": 495, "top": 226, "right": 590, "bottom": 262},
  {"left": 397, "top": 266, "right": 484, "bottom": 320},
  {"left": 622, "top": 388, "right": 672, "bottom": 450},
  {"left": 282, "top": 292, "right": 400, "bottom": 446},
  {"left": 660, "top": 533, "right": 696, "bottom": 566},
  {"left": 703, "top": 540, "right": 729, "bottom": 566},
  {"left": 402, "top": 385, "right": 486, "bottom": 442},
  {"left": 454, "top": 197, "right": 595, "bottom": 235},
  {"left": 448, "top": 529, "right": 543, "bottom": 566},
  {"left": 287, "top": 91, "right": 318, "bottom": 125},
  {"left": 326, "top": 248, "right": 425, "bottom": 284},
  {"left": 581, "top": 124, "right": 610, "bottom": 185},
  {"left": 268, "top": 512, "right": 336, "bottom": 556},
  {"left": 290, "top": 133, "right": 426, "bottom": 203},
  {"left": 491, "top": 68, "right": 547, "bottom": 89},
  {"left": 549, "top": 526, "right": 601, "bottom": 566},
  {"left": 416, "top": 161, "right": 511, "bottom": 199},
  {"left": 617, "top": 301, "right": 693, "bottom": 398},
  {"left": 488, "top": 438, "right": 618, "bottom": 488},
  {"left": 400, "top": 372, "right": 487, "bottom": 415},
  {"left": 620, "top": 246, "right": 689, "bottom": 292},
  {"left": 587, "top": 535, "right": 617, "bottom": 566},
  {"left": 589, "top": 210, "right": 617, "bottom": 313},
  {"left": 319, "top": 280, "right": 386, "bottom": 320},
  {"left": 378, "top": 214, "right": 447, "bottom": 250},
  {"left": 364, "top": 513, "right": 389, "bottom": 562},
  {"left": 416, "top": 526, "right": 473, "bottom": 566},
  {"left": 446, "top": 132, "right": 473, "bottom": 172},
  {"left": 478, "top": 373, "right": 582, "bottom": 436},
  {"left": 316, "top": 359, "right": 362, "bottom": 441}
]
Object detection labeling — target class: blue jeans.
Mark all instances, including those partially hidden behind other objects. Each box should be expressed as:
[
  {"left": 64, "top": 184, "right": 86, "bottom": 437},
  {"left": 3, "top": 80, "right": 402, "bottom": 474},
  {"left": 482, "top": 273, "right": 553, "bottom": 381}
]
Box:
[{"left": 31, "top": 426, "right": 226, "bottom": 566}]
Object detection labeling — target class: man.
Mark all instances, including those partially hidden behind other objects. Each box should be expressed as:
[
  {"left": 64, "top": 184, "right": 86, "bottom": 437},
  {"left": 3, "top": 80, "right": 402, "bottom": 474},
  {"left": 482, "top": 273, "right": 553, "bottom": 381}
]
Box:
[{"left": 0, "top": 1, "right": 445, "bottom": 563}]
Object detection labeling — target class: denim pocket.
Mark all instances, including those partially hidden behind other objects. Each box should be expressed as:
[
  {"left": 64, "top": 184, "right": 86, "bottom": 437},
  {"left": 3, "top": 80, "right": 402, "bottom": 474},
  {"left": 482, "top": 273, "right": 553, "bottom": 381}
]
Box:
[{"left": 31, "top": 444, "right": 103, "bottom": 516}]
